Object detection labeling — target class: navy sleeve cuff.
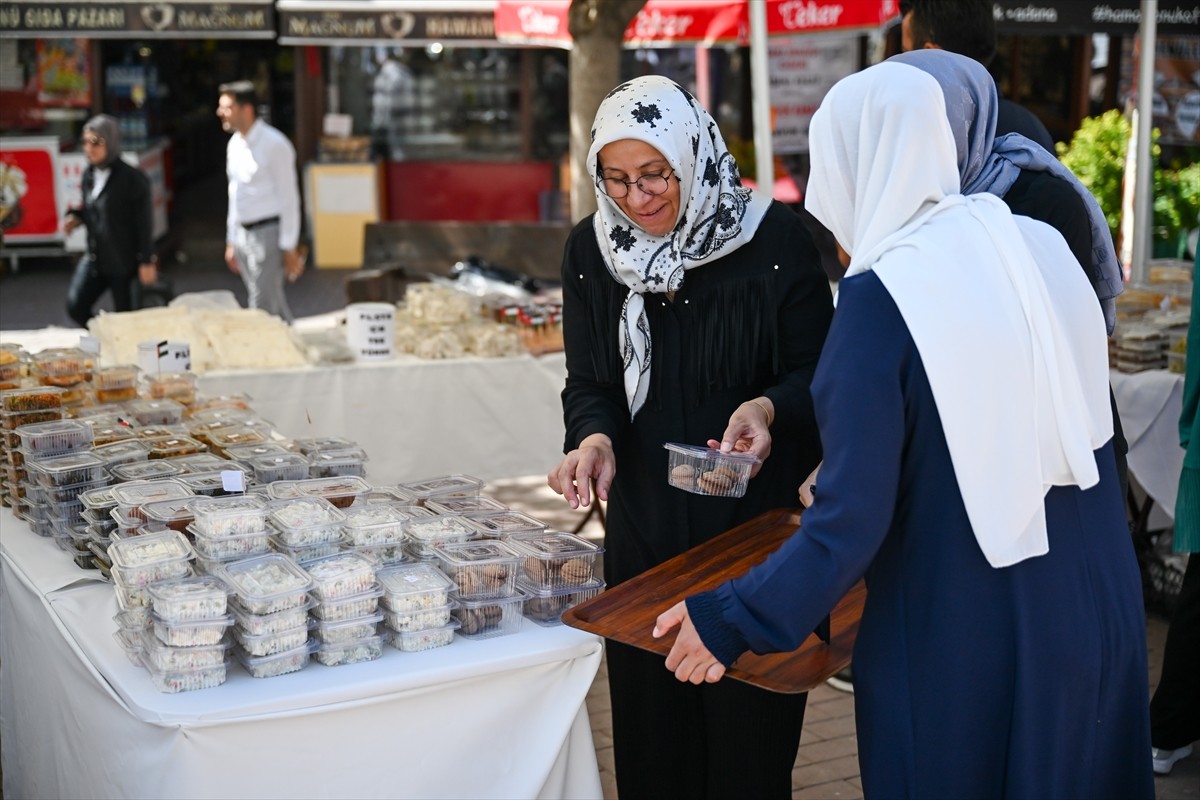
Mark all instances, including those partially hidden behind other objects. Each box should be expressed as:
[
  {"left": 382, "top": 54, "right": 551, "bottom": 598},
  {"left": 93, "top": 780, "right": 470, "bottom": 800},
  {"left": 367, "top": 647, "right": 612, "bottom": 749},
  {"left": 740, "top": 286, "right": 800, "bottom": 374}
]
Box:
[{"left": 686, "top": 590, "right": 750, "bottom": 668}]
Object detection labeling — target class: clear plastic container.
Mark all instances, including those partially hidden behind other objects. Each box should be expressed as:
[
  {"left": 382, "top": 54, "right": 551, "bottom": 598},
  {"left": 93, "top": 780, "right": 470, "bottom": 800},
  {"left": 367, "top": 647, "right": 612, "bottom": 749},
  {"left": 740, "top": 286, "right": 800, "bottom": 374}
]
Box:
[
  {"left": 136, "top": 424, "right": 190, "bottom": 440},
  {"left": 140, "top": 652, "right": 229, "bottom": 693},
  {"left": 235, "top": 639, "right": 315, "bottom": 678},
  {"left": 312, "top": 634, "right": 384, "bottom": 666},
  {"left": 4, "top": 387, "right": 66, "bottom": 414},
  {"left": 15, "top": 419, "right": 92, "bottom": 453},
  {"left": 112, "top": 628, "right": 145, "bottom": 667},
  {"left": 509, "top": 531, "right": 605, "bottom": 591},
  {"left": 145, "top": 436, "right": 207, "bottom": 460},
  {"left": 172, "top": 470, "right": 240, "bottom": 496},
  {"left": 249, "top": 453, "right": 311, "bottom": 483},
  {"left": 80, "top": 484, "right": 119, "bottom": 511},
  {"left": 93, "top": 438, "right": 150, "bottom": 467},
  {"left": 110, "top": 459, "right": 185, "bottom": 483},
  {"left": 222, "top": 441, "right": 292, "bottom": 462},
  {"left": 387, "top": 621, "right": 460, "bottom": 652},
  {"left": 399, "top": 473, "right": 485, "bottom": 501},
  {"left": 125, "top": 398, "right": 185, "bottom": 427},
  {"left": 93, "top": 365, "right": 139, "bottom": 403},
  {"left": 293, "top": 435, "right": 356, "bottom": 455},
  {"left": 518, "top": 576, "right": 606, "bottom": 626},
  {"left": 150, "top": 610, "right": 235, "bottom": 647},
  {"left": 27, "top": 451, "right": 106, "bottom": 488},
  {"left": 383, "top": 601, "right": 455, "bottom": 632},
  {"left": 30, "top": 348, "right": 93, "bottom": 385},
  {"left": 303, "top": 551, "right": 378, "bottom": 602},
  {"left": 169, "top": 453, "right": 236, "bottom": 473},
  {"left": 183, "top": 394, "right": 252, "bottom": 419},
  {"left": 311, "top": 611, "right": 383, "bottom": 644},
  {"left": 190, "top": 527, "right": 271, "bottom": 560},
  {"left": 425, "top": 495, "right": 507, "bottom": 516},
  {"left": 147, "top": 575, "right": 229, "bottom": 621},
  {"left": 207, "top": 426, "right": 269, "bottom": 453},
  {"left": 229, "top": 596, "right": 315, "bottom": 636},
  {"left": 307, "top": 447, "right": 368, "bottom": 479},
  {"left": 89, "top": 423, "right": 138, "bottom": 448},
  {"left": 344, "top": 541, "right": 408, "bottom": 566},
  {"left": 1, "top": 408, "right": 64, "bottom": 431},
  {"left": 268, "top": 533, "right": 343, "bottom": 565},
  {"left": 108, "top": 529, "right": 194, "bottom": 587},
  {"left": 110, "top": 479, "right": 192, "bottom": 511},
  {"left": 268, "top": 497, "right": 346, "bottom": 546},
  {"left": 215, "top": 553, "right": 313, "bottom": 615},
  {"left": 309, "top": 584, "right": 384, "bottom": 622},
  {"left": 451, "top": 592, "right": 526, "bottom": 640},
  {"left": 663, "top": 443, "right": 759, "bottom": 498},
  {"left": 402, "top": 513, "right": 483, "bottom": 558},
  {"left": 139, "top": 627, "right": 231, "bottom": 671},
  {"left": 340, "top": 504, "right": 409, "bottom": 547},
  {"left": 233, "top": 621, "right": 311, "bottom": 656},
  {"left": 466, "top": 510, "right": 548, "bottom": 538},
  {"left": 267, "top": 476, "right": 371, "bottom": 509},
  {"left": 145, "top": 373, "right": 197, "bottom": 404},
  {"left": 189, "top": 494, "right": 269, "bottom": 536},
  {"left": 432, "top": 539, "right": 521, "bottom": 600},
  {"left": 140, "top": 497, "right": 197, "bottom": 532},
  {"left": 363, "top": 485, "right": 417, "bottom": 505}
]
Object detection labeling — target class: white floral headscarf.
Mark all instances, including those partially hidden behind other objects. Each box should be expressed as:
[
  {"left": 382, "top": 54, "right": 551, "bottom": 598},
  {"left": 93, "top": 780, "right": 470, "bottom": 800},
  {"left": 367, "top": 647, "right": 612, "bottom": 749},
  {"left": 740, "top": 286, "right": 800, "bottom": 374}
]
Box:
[{"left": 588, "top": 75, "right": 772, "bottom": 418}]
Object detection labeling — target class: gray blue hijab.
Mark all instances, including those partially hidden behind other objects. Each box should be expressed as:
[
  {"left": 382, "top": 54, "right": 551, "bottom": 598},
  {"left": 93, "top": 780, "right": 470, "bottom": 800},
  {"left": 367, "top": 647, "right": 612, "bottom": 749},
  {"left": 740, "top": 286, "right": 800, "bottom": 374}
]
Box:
[
  {"left": 889, "top": 49, "right": 1123, "bottom": 334},
  {"left": 82, "top": 114, "right": 122, "bottom": 168}
]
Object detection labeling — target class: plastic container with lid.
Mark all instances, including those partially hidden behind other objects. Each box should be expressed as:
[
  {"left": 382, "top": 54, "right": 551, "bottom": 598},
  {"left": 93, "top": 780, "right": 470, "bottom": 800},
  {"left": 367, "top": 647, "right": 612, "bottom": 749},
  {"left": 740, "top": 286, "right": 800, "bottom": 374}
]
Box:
[
  {"left": 387, "top": 620, "right": 460, "bottom": 652},
  {"left": 187, "top": 404, "right": 257, "bottom": 426},
  {"left": 139, "top": 652, "right": 229, "bottom": 693},
  {"left": 311, "top": 610, "right": 383, "bottom": 644},
  {"left": 183, "top": 392, "right": 252, "bottom": 418},
  {"left": 312, "top": 634, "right": 384, "bottom": 666},
  {"left": 93, "top": 365, "right": 139, "bottom": 403},
  {"left": 363, "top": 485, "right": 417, "bottom": 505},
  {"left": 189, "top": 494, "right": 269, "bottom": 536},
  {"left": 228, "top": 596, "right": 315, "bottom": 636},
  {"left": 15, "top": 419, "right": 92, "bottom": 454},
  {"left": 431, "top": 539, "right": 522, "bottom": 600},
  {"left": 139, "top": 627, "right": 231, "bottom": 672},
  {"left": 214, "top": 553, "right": 313, "bottom": 615},
  {"left": 235, "top": 639, "right": 315, "bottom": 678},
  {"left": 1, "top": 408, "right": 63, "bottom": 431},
  {"left": 110, "top": 459, "right": 185, "bottom": 483},
  {"left": 402, "top": 513, "right": 483, "bottom": 558},
  {"left": 268, "top": 533, "right": 343, "bottom": 566},
  {"left": 307, "top": 447, "right": 368, "bottom": 479},
  {"left": 267, "top": 497, "right": 346, "bottom": 546},
  {"left": 267, "top": 475, "right": 371, "bottom": 509},
  {"left": 663, "top": 442, "right": 760, "bottom": 498},
  {"left": 293, "top": 435, "right": 356, "bottom": 455},
  {"left": 399, "top": 473, "right": 485, "bottom": 501},
  {"left": 451, "top": 591, "right": 526, "bottom": 639},
  {"left": 383, "top": 600, "right": 455, "bottom": 632},
  {"left": 339, "top": 504, "right": 410, "bottom": 547},
  {"left": 145, "top": 436, "right": 207, "bottom": 460},
  {"left": 207, "top": 426, "right": 269, "bottom": 453},
  {"left": 309, "top": 583, "right": 384, "bottom": 622},
  {"left": 89, "top": 423, "right": 139, "bottom": 448},
  {"left": 139, "top": 496, "right": 198, "bottom": 531},
  {"left": 109, "top": 505, "right": 148, "bottom": 537},
  {"left": 169, "top": 453, "right": 236, "bottom": 473},
  {"left": 172, "top": 470, "right": 239, "bottom": 497},
  {"left": 93, "top": 438, "right": 150, "bottom": 467},
  {"left": 136, "top": 424, "right": 190, "bottom": 440},
  {"left": 517, "top": 575, "right": 606, "bottom": 626},
  {"left": 508, "top": 531, "right": 605, "bottom": 591},
  {"left": 303, "top": 551, "right": 378, "bottom": 602},
  {"left": 125, "top": 398, "right": 185, "bottom": 427},
  {"left": 190, "top": 527, "right": 271, "bottom": 560},
  {"left": 233, "top": 622, "right": 311, "bottom": 657},
  {"left": 222, "top": 441, "right": 292, "bottom": 462},
  {"left": 465, "top": 510, "right": 547, "bottom": 538},
  {"left": 1, "top": 386, "right": 65, "bottom": 413},
  {"left": 112, "top": 628, "right": 145, "bottom": 667},
  {"left": 344, "top": 541, "right": 408, "bottom": 566},
  {"left": 42, "top": 477, "right": 109, "bottom": 505},
  {"left": 27, "top": 451, "right": 107, "bottom": 488},
  {"left": 149, "top": 609, "right": 235, "bottom": 647},
  {"left": 109, "top": 479, "right": 192, "bottom": 511},
  {"left": 147, "top": 575, "right": 229, "bottom": 621},
  {"left": 249, "top": 453, "right": 310, "bottom": 484},
  {"left": 108, "top": 529, "right": 194, "bottom": 587},
  {"left": 30, "top": 347, "right": 93, "bottom": 385},
  {"left": 425, "top": 494, "right": 507, "bottom": 516},
  {"left": 144, "top": 372, "right": 197, "bottom": 404},
  {"left": 80, "top": 485, "right": 119, "bottom": 511}
]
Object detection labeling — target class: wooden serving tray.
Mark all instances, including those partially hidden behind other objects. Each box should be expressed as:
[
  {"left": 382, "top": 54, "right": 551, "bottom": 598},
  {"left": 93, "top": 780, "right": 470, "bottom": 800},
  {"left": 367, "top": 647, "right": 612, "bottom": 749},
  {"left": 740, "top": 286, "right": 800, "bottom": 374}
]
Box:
[{"left": 562, "top": 507, "right": 865, "bottom": 694}]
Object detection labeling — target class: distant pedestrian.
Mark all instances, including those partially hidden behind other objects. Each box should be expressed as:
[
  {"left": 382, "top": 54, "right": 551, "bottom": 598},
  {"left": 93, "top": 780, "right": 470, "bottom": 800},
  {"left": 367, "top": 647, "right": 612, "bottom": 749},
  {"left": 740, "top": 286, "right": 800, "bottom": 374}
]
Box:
[
  {"left": 217, "top": 80, "right": 303, "bottom": 321},
  {"left": 62, "top": 114, "right": 157, "bottom": 327}
]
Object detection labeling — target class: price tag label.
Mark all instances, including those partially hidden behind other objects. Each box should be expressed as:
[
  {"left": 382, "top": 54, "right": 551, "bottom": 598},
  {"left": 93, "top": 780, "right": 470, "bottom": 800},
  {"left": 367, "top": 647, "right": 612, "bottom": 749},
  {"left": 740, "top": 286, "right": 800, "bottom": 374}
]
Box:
[
  {"left": 220, "top": 470, "right": 246, "bottom": 493},
  {"left": 78, "top": 335, "right": 101, "bottom": 354}
]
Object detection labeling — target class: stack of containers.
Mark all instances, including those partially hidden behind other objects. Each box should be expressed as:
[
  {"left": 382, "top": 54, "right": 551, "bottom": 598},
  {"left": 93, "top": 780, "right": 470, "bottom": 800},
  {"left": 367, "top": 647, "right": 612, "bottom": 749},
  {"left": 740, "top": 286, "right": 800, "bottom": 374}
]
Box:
[
  {"left": 80, "top": 485, "right": 119, "bottom": 574},
  {"left": 247, "top": 452, "right": 310, "bottom": 485},
  {"left": 92, "top": 365, "right": 140, "bottom": 404},
  {"left": 29, "top": 347, "right": 95, "bottom": 409},
  {"left": 304, "top": 551, "right": 384, "bottom": 667},
  {"left": 340, "top": 504, "right": 428, "bottom": 566},
  {"left": 1, "top": 386, "right": 67, "bottom": 521},
  {"left": 15, "top": 419, "right": 101, "bottom": 557},
  {"left": 307, "top": 447, "right": 368, "bottom": 479},
  {"left": 0, "top": 343, "right": 25, "bottom": 394},
  {"left": 144, "top": 435, "right": 208, "bottom": 461},
  {"left": 110, "top": 457, "right": 186, "bottom": 484},
  {"left": 378, "top": 562, "right": 460, "bottom": 652},
  {"left": 124, "top": 398, "right": 186, "bottom": 427},
  {"left": 144, "top": 372, "right": 198, "bottom": 405},
  {"left": 218, "top": 553, "right": 316, "bottom": 679},
  {"left": 509, "top": 531, "right": 606, "bottom": 626},
  {"left": 187, "top": 494, "right": 273, "bottom": 574},
  {"left": 464, "top": 509, "right": 548, "bottom": 539},
  {"left": 93, "top": 439, "right": 151, "bottom": 472},
  {"left": 267, "top": 496, "right": 347, "bottom": 564},
  {"left": 402, "top": 512, "right": 485, "bottom": 561},
  {"left": 434, "top": 539, "right": 526, "bottom": 640},
  {"left": 130, "top": 575, "right": 235, "bottom": 694}
]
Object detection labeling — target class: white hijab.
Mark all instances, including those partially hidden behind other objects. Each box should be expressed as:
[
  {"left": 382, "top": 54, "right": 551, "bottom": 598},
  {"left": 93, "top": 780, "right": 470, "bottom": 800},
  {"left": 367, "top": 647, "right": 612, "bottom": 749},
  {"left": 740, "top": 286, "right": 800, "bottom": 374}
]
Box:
[
  {"left": 805, "top": 62, "right": 1113, "bottom": 568},
  {"left": 588, "top": 75, "right": 772, "bottom": 417}
]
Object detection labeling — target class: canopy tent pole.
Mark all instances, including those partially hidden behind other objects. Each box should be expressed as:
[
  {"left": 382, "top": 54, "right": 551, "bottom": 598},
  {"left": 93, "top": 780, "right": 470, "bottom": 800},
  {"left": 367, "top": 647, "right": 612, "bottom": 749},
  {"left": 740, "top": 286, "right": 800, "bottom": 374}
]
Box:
[
  {"left": 749, "top": 0, "right": 773, "bottom": 192},
  {"left": 1130, "top": 0, "right": 1156, "bottom": 287}
]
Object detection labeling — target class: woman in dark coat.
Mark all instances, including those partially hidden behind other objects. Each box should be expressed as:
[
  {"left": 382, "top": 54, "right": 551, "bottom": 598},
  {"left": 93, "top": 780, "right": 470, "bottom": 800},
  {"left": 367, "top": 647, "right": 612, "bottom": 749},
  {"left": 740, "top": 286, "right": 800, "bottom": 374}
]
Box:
[
  {"left": 63, "top": 114, "right": 156, "bottom": 327},
  {"left": 547, "top": 76, "right": 833, "bottom": 798}
]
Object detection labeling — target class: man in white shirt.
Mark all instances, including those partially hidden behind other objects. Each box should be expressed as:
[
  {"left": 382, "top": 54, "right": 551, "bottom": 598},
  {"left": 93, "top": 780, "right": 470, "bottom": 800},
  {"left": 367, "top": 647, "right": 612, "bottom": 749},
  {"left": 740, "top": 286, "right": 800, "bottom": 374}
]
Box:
[{"left": 217, "top": 80, "right": 303, "bottom": 321}]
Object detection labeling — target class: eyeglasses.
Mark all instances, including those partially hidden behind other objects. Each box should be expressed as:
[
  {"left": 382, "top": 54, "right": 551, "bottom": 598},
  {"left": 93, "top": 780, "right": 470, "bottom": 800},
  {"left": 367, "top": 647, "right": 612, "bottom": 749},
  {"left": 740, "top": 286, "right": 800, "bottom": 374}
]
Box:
[
  {"left": 596, "top": 168, "right": 675, "bottom": 199},
  {"left": 82, "top": 136, "right": 105, "bottom": 147}
]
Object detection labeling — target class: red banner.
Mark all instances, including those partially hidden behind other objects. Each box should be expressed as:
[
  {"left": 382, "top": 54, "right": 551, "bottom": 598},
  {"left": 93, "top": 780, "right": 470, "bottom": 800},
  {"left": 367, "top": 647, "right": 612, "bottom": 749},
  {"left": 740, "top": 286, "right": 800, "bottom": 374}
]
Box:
[
  {"left": 0, "top": 144, "right": 60, "bottom": 241},
  {"left": 495, "top": 0, "right": 898, "bottom": 47}
]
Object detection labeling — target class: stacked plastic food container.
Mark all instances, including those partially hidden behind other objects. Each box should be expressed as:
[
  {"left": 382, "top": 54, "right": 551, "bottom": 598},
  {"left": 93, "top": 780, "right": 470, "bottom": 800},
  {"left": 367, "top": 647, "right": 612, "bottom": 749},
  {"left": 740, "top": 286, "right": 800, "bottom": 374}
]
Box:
[
  {"left": 304, "top": 551, "right": 385, "bottom": 666},
  {"left": 509, "top": 532, "right": 606, "bottom": 626},
  {"left": 378, "top": 562, "right": 460, "bottom": 652},
  {"left": 1, "top": 386, "right": 65, "bottom": 520},
  {"left": 132, "top": 576, "right": 235, "bottom": 693},
  {"left": 266, "top": 496, "right": 347, "bottom": 565},
  {"left": 218, "top": 553, "right": 316, "bottom": 679},
  {"left": 188, "top": 494, "right": 273, "bottom": 575},
  {"left": 434, "top": 539, "right": 527, "bottom": 640},
  {"left": 339, "top": 503, "right": 423, "bottom": 566}
]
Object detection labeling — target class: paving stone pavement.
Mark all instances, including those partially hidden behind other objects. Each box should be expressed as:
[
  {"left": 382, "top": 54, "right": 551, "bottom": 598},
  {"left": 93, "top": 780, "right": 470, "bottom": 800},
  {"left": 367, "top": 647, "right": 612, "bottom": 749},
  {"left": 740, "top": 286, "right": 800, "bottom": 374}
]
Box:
[{"left": 488, "top": 475, "right": 1198, "bottom": 800}]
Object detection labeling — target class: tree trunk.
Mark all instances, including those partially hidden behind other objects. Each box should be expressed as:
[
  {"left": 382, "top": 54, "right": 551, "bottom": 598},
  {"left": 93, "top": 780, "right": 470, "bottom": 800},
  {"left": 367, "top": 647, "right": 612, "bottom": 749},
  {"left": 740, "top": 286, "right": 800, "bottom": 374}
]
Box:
[{"left": 567, "top": 0, "right": 645, "bottom": 222}]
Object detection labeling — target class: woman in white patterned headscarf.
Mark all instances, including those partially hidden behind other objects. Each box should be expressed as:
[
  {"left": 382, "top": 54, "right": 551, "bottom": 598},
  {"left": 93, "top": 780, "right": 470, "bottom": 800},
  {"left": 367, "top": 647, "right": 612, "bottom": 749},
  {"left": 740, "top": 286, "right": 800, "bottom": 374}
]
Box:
[{"left": 547, "top": 75, "right": 834, "bottom": 799}]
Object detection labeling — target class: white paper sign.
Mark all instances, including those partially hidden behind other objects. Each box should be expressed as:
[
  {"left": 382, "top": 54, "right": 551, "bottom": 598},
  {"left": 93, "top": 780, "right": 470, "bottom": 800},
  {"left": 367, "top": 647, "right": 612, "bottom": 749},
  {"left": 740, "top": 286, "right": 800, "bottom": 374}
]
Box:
[
  {"left": 137, "top": 340, "right": 191, "bottom": 374},
  {"left": 78, "top": 335, "right": 100, "bottom": 354},
  {"left": 220, "top": 470, "right": 246, "bottom": 493},
  {"left": 769, "top": 33, "right": 858, "bottom": 154}
]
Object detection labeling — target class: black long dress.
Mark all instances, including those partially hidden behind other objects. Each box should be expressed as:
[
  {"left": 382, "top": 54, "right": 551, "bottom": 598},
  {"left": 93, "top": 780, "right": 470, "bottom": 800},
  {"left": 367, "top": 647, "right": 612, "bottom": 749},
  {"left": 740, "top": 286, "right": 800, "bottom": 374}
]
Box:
[{"left": 559, "top": 200, "right": 833, "bottom": 799}]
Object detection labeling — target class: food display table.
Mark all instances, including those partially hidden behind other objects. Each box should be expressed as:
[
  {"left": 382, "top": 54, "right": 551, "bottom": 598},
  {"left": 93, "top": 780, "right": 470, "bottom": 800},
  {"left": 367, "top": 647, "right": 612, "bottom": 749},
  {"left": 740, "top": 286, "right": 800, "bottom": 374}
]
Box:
[
  {"left": 0, "top": 521, "right": 604, "bottom": 799},
  {"left": 1111, "top": 368, "right": 1186, "bottom": 521}
]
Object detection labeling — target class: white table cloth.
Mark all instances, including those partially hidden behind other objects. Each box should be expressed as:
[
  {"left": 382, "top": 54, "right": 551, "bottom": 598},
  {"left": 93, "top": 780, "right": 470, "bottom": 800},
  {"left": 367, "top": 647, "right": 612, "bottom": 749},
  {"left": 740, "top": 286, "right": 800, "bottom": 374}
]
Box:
[
  {"left": 1111, "top": 368, "right": 1185, "bottom": 522},
  {"left": 0, "top": 523, "right": 603, "bottom": 800}
]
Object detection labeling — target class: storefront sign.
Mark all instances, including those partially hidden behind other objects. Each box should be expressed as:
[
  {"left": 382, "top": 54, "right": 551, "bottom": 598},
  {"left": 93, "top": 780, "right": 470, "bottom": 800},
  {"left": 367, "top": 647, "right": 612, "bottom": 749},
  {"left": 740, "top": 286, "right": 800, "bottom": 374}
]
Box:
[
  {"left": 0, "top": 1, "right": 275, "bottom": 39},
  {"left": 769, "top": 33, "right": 857, "bottom": 154},
  {"left": 992, "top": 1, "right": 1200, "bottom": 35},
  {"left": 278, "top": 3, "right": 496, "bottom": 45}
]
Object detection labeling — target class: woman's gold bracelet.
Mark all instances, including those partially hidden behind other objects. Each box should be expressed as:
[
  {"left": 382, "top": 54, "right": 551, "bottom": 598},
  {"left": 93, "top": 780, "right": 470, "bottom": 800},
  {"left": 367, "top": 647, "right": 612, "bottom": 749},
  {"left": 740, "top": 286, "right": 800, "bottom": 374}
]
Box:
[{"left": 750, "top": 398, "right": 774, "bottom": 427}]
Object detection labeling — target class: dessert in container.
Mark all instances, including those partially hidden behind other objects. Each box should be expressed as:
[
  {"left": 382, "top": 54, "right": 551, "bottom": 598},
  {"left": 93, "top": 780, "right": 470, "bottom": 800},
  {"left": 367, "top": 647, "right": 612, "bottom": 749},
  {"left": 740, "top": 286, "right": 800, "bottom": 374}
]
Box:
[
  {"left": 15, "top": 419, "right": 93, "bottom": 453},
  {"left": 312, "top": 634, "right": 384, "bottom": 666},
  {"left": 267, "top": 476, "right": 371, "bottom": 509},
  {"left": 30, "top": 348, "right": 93, "bottom": 386},
  {"left": 309, "top": 583, "right": 384, "bottom": 622},
  {"left": 110, "top": 459, "right": 185, "bottom": 482},
  {"left": 235, "top": 639, "right": 315, "bottom": 678},
  {"left": 2, "top": 386, "right": 66, "bottom": 413},
  {"left": 2, "top": 408, "right": 63, "bottom": 430},
  {"left": 207, "top": 426, "right": 269, "bottom": 454},
  {"left": 403, "top": 513, "right": 483, "bottom": 558},
  {"left": 249, "top": 452, "right": 311, "bottom": 484},
  {"left": 383, "top": 601, "right": 455, "bottom": 632},
  {"left": 139, "top": 497, "right": 197, "bottom": 531},
  {"left": 109, "top": 506, "right": 149, "bottom": 537},
  {"left": 234, "top": 622, "right": 312, "bottom": 656},
  {"left": 145, "top": 436, "right": 207, "bottom": 460},
  {"left": 42, "top": 477, "right": 108, "bottom": 505},
  {"left": 465, "top": 510, "right": 547, "bottom": 538},
  {"left": 302, "top": 551, "right": 378, "bottom": 601},
  {"left": 268, "top": 533, "right": 343, "bottom": 565},
  {"left": 93, "top": 439, "right": 150, "bottom": 467},
  {"left": 150, "top": 610, "right": 235, "bottom": 647},
  {"left": 110, "top": 479, "right": 193, "bottom": 515},
  {"left": 125, "top": 398, "right": 185, "bottom": 427},
  {"left": 189, "top": 494, "right": 269, "bottom": 536},
  {"left": 80, "top": 484, "right": 117, "bottom": 511},
  {"left": 107, "top": 529, "right": 195, "bottom": 587},
  {"left": 139, "top": 627, "right": 231, "bottom": 671},
  {"left": 339, "top": 504, "right": 410, "bottom": 547},
  {"left": 89, "top": 423, "right": 138, "bottom": 447},
  {"left": 189, "top": 527, "right": 271, "bottom": 560},
  {"left": 93, "top": 365, "right": 139, "bottom": 403},
  {"left": 293, "top": 435, "right": 356, "bottom": 455},
  {"left": 139, "top": 651, "right": 229, "bottom": 693},
  {"left": 663, "top": 442, "right": 759, "bottom": 498},
  {"left": 425, "top": 494, "right": 507, "bottom": 516},
  {"left": 311, "top": 611, "right": 383, "bottom": 644},
  {"left": 387, "top": 620, "right": 460, "bottom": 652},
  {"left": 27, "top": 451, "right": 106, "bottom": 487},
  {"left": 144, "top": 373, "right": 197, "bottom": 404},
  {"left": 399, "top": 473, "right": 484, "bottom": 501},
  {"left": 451, "top": 591, "right": 526, "bottom": 639},
  {"left": 517, "top": 576, "right": 606, "bottom": 626},
  {"left": 136, "top": 424, "right": 190, "bottom": 440},
  {"left": 267, "top": 497, "right": 346, "bottom": 546},
  {"left": 214, "top": 553, "right": 312, "bottom": 615},
  {"left": 508, "top": 531, "right": 605, "bottom": 591},
  {"left": 87, "top": 540, "right": 113, "bottom": 572},
  {"left": 432, "top": 539, "right": 522, "bottom": 600},
  {"left": 183, "top": 392, "right": 252, "bottom": 418},
  {"left": 307, "top": 447, "right": 368, "bottom": 479},
  {"left": 228, "top": 596, "right": 315, "bottom": 636},
  {"left": 147, "top": 575, "right": 228, "bottom": 621}
]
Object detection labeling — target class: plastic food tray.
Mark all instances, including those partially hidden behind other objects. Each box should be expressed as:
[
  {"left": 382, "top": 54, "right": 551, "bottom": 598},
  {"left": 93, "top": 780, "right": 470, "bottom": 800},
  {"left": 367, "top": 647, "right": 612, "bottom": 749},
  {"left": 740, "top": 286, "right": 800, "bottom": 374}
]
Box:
[
  {"left": 229, "top": 596, "right": 316, "bottom": 637},
  {"left": 109, "top": 479, "right": 193, "bottom": 512},
  {"left": 268, "top": 497, "right": 346, "bottom": 546},
  {"left": 147, "top": 575, "right": 229, "bottom": 621},
  {"left": 189, "top": 494, "right": 269, "bottom": 536},
  {"left": 307, "top": 447, "right": 368, "bottom": 479},
  {"left": 339, "top": 504, "right": 409, "bottom": 547},
  {"left": 303, "top": 552, "right": 378, "bottom": 601},
  {"left": 189, "top": 528, "right": 271, "bottom": 560},
  {"left": 15, "top": 419, "right": 92, "bottom": 453},
  {"left": 293, "top": 436, "right": 356, "bottom": 455},
  {"left": 27, "top": 451, "right": 107, "bottom": 488},
  {"left": 249, "top": 453, "right": 311, "bottom": 484},
  {"left": 235, "top": 639, "right": 315, "bottom": 678},
  {"left": 267, "top": 476, "right": 371, "bottom": 509},
  {"left": 311, "top": 611, "right": 383, "bottom": 645},
  {"left": 107, "top": 529, "right": 194, "bottom": 587},
  {"left": 214, "top": 553, "right": 313, "bottom": 615},
  {"left": 139, "top": 497, "right": 198, "bottom": 531},
  {"left": 140, "top": 652, "right": 229, "bottom": 693},
  {"left": 663, "top": 442, "right": 760, "bottom": 498},
  {"left": 139, "top": 628, "right": 231, "bottom": 672},
  {"left": 465, "top": 510, "right": 547, "bottom": 538},
  {"left": 145, "top": 436, "right": 207, "bottom": 460},
  {"left": 125, "top": 399, "right": 185, "bottom": 427},
  {"left": 234, "top": 622, "right": 312, "bottom": 657},
  {"left": 150, "top": 610, "right": 235, "bottom": 647},
  {"left": 383, "top": 601, "right": 454, "bottom": 632},
  {"left": 92, "top": 439, "right": 150, "bottom": 467},
  {"left": 309, "top": 584, "right": 384, "bottom": 622},
  {"left": 267, "top": 533, "right": 343, "bottom": 566}
]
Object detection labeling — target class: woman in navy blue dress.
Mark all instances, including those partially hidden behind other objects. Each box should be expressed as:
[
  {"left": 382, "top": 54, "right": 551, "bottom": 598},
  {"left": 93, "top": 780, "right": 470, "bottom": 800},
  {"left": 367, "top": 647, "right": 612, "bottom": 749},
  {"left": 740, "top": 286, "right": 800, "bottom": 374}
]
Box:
[{"left": 655, "top": 61, "right": 1154, "bottom": 798}]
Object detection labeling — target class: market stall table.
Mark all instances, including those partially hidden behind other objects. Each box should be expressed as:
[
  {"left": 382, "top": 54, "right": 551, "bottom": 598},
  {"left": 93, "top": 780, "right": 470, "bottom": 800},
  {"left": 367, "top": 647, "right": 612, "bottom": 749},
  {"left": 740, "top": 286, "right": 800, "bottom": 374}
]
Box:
[{"left": 0, "top": 519, "right": 603, "bottom": 800}]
